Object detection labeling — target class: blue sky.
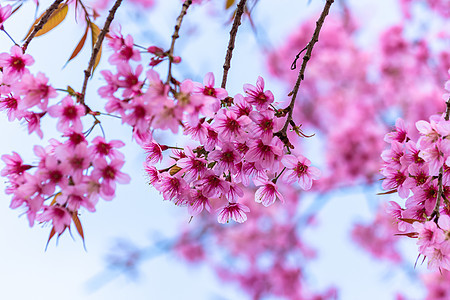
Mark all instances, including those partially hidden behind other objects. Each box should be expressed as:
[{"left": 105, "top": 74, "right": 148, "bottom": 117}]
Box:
[{"left": 0, "top": 0, "right": 436, "bottom": 299}]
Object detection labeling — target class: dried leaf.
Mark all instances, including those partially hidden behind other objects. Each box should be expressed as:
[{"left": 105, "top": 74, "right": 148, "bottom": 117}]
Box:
[
  {"left": 66, "top": 85, "right": 76, "bottom": 96},
  {"left": 169, "top": 165, "right": 182, "bottom": 176},
  {"left": 72, "top": 213, "right": 84, "bottom": 240},
  {"left": 66, "top": 25, "right": 89, "bottom": 64},
  {"left": 90, "top": 22, "right": 102, "bottom": 73},
  {"left": 399, "top": 218, "right": 422, "bottom": 224},
  {"left": 225, "top": 0, "right": 235, "bottom": 9},
  {"left": 49, "top": 192, "right": 62, "bottom": 206},
  {"left": 395, "top": 232, "right": 418, "bottom": 238},
  {"left": 377, "top": 189, "right": 397, "bottom": 195},
  {"left": 11, "top": 3, "right": 24, "bottom": 16},
  {"left": 24, "top": 3, "right": 69, "bottom": 40},
  {"left": 45, "top": 227, "right": 56, "bottom": 251}
]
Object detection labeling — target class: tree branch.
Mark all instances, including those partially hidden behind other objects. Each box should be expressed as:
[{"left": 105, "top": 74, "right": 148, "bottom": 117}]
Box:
[
  {"left": 430, "top": 99, "right": 450, "bottom": 221},
  {"left": 221, "top": 0, "right": 247, "bottom": 89},
  {"left": 275, "top": 0, "right": 334, "bottom": 147},
  {"left": 79, "top": 0, "right": 123, "bottom": 109},
  {"left": 166, "top": 0, "right": 192, "bottom": 85},
  {"left": 22, "top": 0, "right": 65, "bottom": 52}
]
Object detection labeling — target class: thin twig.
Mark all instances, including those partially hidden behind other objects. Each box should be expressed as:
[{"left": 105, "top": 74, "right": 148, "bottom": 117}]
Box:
[
  {"left": 274, "top": 0, "right": 334, "bottom": 146},
  {"left": 79, "top": 0, "right": 123, "bottom": 108},
  {"left": 166, "top": 0, "right": 192, "bottom": 85},
  {"left": 1, "top": 29, "right": 18, "bottom": 45},
  {"left": 221, "top": 0, "right": 247, "bottom": 89},
  {"left": 430, "top": 99, "right": 450, "bottom": 221},
  {"left": 22, "top": 0, "right": 64, "bottom": 52}
]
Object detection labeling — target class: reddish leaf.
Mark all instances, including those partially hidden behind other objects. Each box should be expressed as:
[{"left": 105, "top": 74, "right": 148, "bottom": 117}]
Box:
[
  {"left": 45, "top": 227, "right": 56, "bottom": 251},
  {"left": 399, "top": 218, "right": 422, "bottom": 224},
  {"left": 395, "top": 232, "right": 419, "bottom": 238},
  {"left": 377, "top": 189, "right": 397, "bottom": 195},
  {"left": 66, "top": 25, "right": 89, "bottom": 64},
  {"left": 72, "top": 212, "right": 86, "bottom": 250},
  {"left": 11, "top": 3, "right": 24, "bottom": 16}
]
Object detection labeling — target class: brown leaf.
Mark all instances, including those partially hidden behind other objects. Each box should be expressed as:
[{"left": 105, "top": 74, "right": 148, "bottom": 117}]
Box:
[
  {"left": 225, "top": 0, "right": 235, "bottom": 9},
  {"left": 45, "top": 227, "right": 56, "bottom": 251},
  {"left": 66, "top": 25, "right": 89, "bottom": 64},
  {"left": 399, "top": 218, "right": 422, "bottom": 224},
  {"left": 395, "top": 232, "right": 418, "bottom": 238},
  {"left": 376, "top": 189, "right": 397, "bottom": 195},
  {"left": 49, "top": 192, "right": 62, "bottom": 206},
  {"left": 11, "top": 3, "right": 24, "bottom": 16},
  {"left": 90, "top": 22, "right": 102, "bottom": 73},
  {"left": 72, "top": 212, "right": 85, "bottom": 243},
  {"left": 169, "top": 165, "right": 182, "bottom": 176},
  {"left": 24, "top": 3, "right": 69, "bottom": 40}
]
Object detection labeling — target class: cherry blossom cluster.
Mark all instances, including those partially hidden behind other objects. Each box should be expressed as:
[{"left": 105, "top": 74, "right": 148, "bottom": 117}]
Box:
[
  {"left": 0, "top": 44, "right": 130, "bottom": 236},
  {"left": 99, "top": 33, "right": 320, "bottom": 224},
  {"left": 381, "top": 77, "right": 450, "bottom": 270}
]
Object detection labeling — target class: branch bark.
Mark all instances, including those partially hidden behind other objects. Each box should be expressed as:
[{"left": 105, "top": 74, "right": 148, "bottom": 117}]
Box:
[
  {"left": 275, "top": 0, "right": 334, "bottom": 146},
  {"left": 221, "top": 0, "right": 247, "bottom": 89},
  {"left": 166, "top": 0, "right": 192, "bottom": 85},
  {"left": 79, "top": 0, "right": 123, "bottom": 109},
  {"left": 22, "top": 0, "right": 65, "bottom": 52}
]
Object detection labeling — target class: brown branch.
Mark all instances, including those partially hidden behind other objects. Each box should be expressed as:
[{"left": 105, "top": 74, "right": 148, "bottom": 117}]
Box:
[
  {"left": 166, "top": 0, "right": 192, "bottom": 85},
  {"left": 79, "top": 0, "right": 123, "bottom": 109},
  {"left": 22, "top": 0, "right": 64, "bottom": 52},
  {"left": 275, "top": 0, "right": 334, "bottom": 147},
  {"left": 430, "top": 98, "right": 450, "bottom": 221},
  {"left": 221, "top": 0, "right": 247, "bottom": 89}
]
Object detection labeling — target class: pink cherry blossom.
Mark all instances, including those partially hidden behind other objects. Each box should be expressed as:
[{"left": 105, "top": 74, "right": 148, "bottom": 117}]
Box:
[
  {"left": 281, "top": 154, "right": 321, "bottom": 190},
  {"left": 0, "top": 46, "right": 34, "bottom": 76},
  {"left": 92, "top": 158, "right": 131, "bottom": 200},
  {"left": 37, "top": 205, "right": 72, "bottom": 234},
  {"left": 208, "top": 143, "right": 242, "bottom": 175},
  {"left": 217, "top": 202, "right": 250, "bottom": 224},
  {"left": 0, "top": 4, "right": 12, "bottom": 29},
  {"left": 193, "top": 72, "right": 228, "bottom": 100},
  {"left": 47, "top": 96, "right": 85, "bottom": 132},
  {"left": 91, "top": 136, "right": 125, "bottom": 160},
  {"left": 243, "top": 76, "right": 274, "bottom": 111},
  {"left": 254, "top": 180, "right": 284, "bottom": 207}
]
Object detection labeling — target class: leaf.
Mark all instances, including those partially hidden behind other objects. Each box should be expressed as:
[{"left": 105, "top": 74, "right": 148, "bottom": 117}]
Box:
[
  {"left": 72, "top": 212, "right": 86, "bottom": 250},
  {"left": 45, "top": 227, "right": 56, "bottom": 251},
  {"left": 11, "top": 3, "right": 24, "bottom": 16},
  {"left": 24, "top": 3, "right": 69, "bottom": 41},
  {"left": 377, "top": 189, "right": 397, "bottom": 195},
  {"left": 90, "top": 22, "right": 102, "bottom": 73},
  {"left": 395, "top": 232, "right": 418, "bottom": 238},
  {"left": 66, "top": 25, "right": 89, "bottom": 64},
  {"left": 169, "top": 165, "right": 182, "bottom": 176},
  {"left": 66, "top": 85, "right": 76, "bottom": 96},
  {"left": 49, "top": 192, "right": 62, "bottom": 206},
  {"left": 399, "top": 218, "right": 422, "bottom": 224},
  {"left": 225, "top": 0, "right": 235, "bottom": 9}
]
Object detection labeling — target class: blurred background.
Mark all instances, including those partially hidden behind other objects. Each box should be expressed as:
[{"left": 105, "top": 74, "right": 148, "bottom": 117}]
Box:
[{"left": 0, "top": 0, "right": 448, "bottom": 299}]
